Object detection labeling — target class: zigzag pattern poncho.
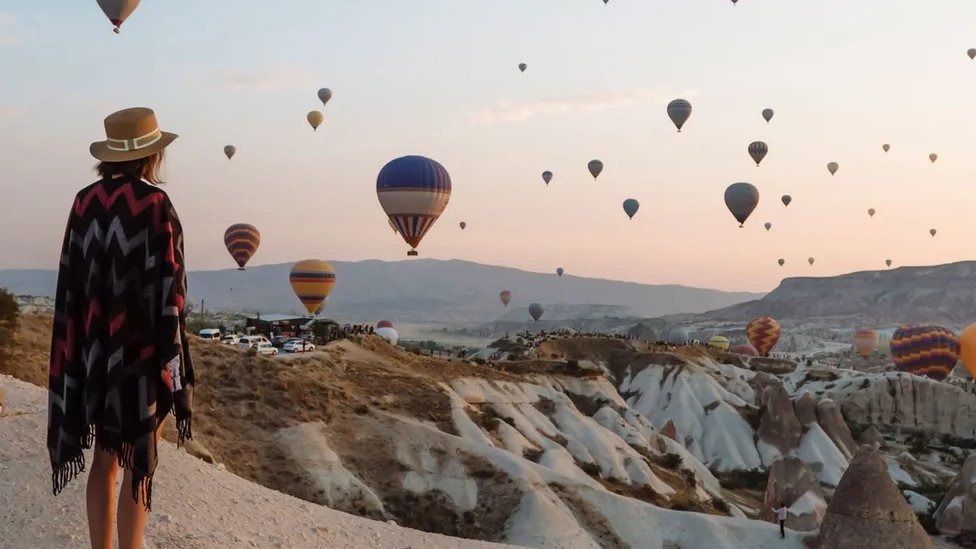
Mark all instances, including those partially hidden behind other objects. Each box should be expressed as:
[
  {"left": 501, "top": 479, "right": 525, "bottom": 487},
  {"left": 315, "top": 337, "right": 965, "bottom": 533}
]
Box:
[{"left": 48, "top": 175, "right": 193, "bottom": 510}]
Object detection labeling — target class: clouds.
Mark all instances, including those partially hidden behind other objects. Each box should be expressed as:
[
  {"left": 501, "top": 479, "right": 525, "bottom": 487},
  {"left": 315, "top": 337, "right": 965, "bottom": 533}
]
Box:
[
  {"left": 215, "top": 67, "right": 319, "bottom": 91},
  {"left": 0, "top": 13, "right": 20, "bottom": 46},
  {"left": 466, "top": 88, "right": 699, "bottom": 126}
]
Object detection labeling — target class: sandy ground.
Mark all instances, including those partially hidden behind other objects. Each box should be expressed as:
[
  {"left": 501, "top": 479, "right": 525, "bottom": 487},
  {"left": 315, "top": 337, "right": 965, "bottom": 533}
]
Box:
[{"left": 0, "top": 374, "right": 518, "bottom": 549}]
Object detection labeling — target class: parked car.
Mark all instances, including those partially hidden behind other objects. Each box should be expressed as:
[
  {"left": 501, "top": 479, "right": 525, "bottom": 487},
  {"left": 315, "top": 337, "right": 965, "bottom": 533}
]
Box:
[
  {"left": 198, "top": 328, "right": 221, "bottom": 341},
  {"left": 253, "top": 342, "right": 279, "bottom": 356},
  {"left": 238, "top": 335, "right": 271, "bottom": 350},
  {"left": 221, "top": 334, "right": 240, "bottom": 345},
  {"left": 283, "top": 340, "right": 315, "bottom": 353},
  {"left": 271, "top": 336, "right": 291, "bottom": 349}
]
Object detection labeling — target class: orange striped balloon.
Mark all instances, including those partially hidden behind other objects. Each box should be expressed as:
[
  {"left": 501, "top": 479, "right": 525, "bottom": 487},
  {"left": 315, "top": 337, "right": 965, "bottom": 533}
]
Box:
[
  {"left": 746, "top": 317, "right": 781, "bottom": 357},
  {"left": 289, "top": 260, "right": 336, "bottom": 314},
  {"left": 223, "top": 224, "right": 260, "bottom": 270},
  {"left": 891, "top": 325, "right": 958, "bottom": 381}
]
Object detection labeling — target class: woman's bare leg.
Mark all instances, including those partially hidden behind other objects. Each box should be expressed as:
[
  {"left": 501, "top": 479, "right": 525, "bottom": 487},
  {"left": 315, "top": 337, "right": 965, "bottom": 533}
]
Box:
[
  {"left": 117, "top": 424, "right": 163, "bottom": 549},
  {"left": 86, "top": 449, "right": 120, "bottom": 549}
]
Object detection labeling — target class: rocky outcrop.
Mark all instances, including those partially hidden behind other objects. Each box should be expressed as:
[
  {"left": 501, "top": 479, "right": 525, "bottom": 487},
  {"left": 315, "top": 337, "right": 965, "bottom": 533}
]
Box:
[
  {"left": 660, "top": 419, "right": 677, "bottom": 441},
  {"left": 762, "top": 457, "right": 826, "bottom": 532},
  {"left": 815, "top": 399, "right": 858, "bottom": 458},
  {"left": 859, "top": 425, "right": 884, "bottom": 449},
  {"left": 836, "top": 373, "right": 976, "bottom": 440},
  {"left": 792, "top": 393, "right": 818, "bottom": 426},
  {"left": 934, "top": 454, "right": 976, "bottom": 537},
  {"left": 818, "top": 446, "right": 935, "bottom": 549},
  {"left": 758, "top": 385, "right": 803, "bottom": 456}
]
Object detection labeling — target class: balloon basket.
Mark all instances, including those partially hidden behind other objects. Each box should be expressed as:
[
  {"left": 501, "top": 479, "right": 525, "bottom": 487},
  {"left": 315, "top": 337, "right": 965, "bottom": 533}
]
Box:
[
  {"left": 407, "top": 250, "right": 418, "bottom": 257},
  {"left": 238, "top": 267, "right": 245, "bottom": 271}
]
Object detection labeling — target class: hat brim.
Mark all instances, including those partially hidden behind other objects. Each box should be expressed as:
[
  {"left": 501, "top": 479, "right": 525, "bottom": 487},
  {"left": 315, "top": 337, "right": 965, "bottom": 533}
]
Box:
[{"left": 89, "top": 131, "right": 178, "bottom": 162}]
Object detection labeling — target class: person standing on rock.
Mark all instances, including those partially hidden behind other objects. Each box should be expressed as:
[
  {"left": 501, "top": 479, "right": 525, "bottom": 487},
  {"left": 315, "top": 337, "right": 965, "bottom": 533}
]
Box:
[
  {"left": 47, "top": 108, "right": 194, "bottom": 549},
  {"left": 772, "top": 502, "right": 789, "bottom": 538}
]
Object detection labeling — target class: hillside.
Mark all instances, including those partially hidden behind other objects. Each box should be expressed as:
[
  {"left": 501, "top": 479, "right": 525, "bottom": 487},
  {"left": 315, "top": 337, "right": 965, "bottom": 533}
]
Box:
[
  {"left": 682, "top": 261, "right": 976, "bottom": 327},
  {"left": 0, "top": 259, "right": 760, "bottom": 323}
]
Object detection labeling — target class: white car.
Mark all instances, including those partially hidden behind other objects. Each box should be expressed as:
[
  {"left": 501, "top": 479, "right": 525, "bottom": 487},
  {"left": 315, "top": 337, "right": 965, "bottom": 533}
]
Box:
[
  {"left": 253, "top": 342, "right": 279, "bottom": 356},
  {"left": 239, "top": 336, "right": 271, "bottom": 351},
  {"left": 221, "top": 334, "right": 240, "bottom": 345},
  {"left": 283, "top": 340, "right": 315, "bottom": 353}
]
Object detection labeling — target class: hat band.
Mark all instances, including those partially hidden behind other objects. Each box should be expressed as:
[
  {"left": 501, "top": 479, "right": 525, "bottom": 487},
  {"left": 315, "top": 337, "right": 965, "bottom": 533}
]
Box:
[{"left": 106, "top": 128, "right": 162, "bottom": 152}]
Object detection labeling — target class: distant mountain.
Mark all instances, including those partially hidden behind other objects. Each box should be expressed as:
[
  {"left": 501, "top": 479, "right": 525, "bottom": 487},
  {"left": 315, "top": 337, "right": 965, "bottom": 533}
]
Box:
[
  {"left": 0, "top": 259, "right": 760, "bottom": 324},
  {"left": 684, "top": 261, "right": 976, "bottom": 328}
]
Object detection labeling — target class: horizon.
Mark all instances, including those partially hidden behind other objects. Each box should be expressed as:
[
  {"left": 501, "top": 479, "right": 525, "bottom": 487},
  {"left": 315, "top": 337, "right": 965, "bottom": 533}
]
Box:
[{"left": 3, "top": 1, "right": 976, "bottom": 294}]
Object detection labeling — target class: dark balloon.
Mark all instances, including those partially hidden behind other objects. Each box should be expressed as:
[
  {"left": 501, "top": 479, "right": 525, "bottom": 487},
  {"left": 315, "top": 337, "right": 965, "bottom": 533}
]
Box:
[{"left": 724, "top": 182, "right": 760, "bottom": 227}]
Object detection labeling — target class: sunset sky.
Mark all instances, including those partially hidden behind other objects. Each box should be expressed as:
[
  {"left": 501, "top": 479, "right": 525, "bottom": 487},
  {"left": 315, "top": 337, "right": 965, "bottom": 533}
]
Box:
[{"left": 2, "top": 0, "right": 976, "bottom": 293}]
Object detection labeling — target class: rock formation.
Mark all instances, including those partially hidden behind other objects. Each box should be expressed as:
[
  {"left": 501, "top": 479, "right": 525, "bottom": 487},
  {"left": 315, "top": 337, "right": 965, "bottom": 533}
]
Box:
[
  {"left": 859, "top": 425, "right": 884, "bottom": 449},
  {"left": 934, "top": 454, "right": 976, "bottom": 537},
  {"left": 758, "top": 384, "right": 803, "bottom": 456},
  {"left": 818, "top": 446, "right": 934, "bottom": 549},
  {"left": 815, "top": 399, "right": 858, "bottom": 458},
  {"left": 792, "top": 393, "right": 818, "bottom": 426},
  {"left": 762, "top": 457, "right": 826, "bottom": 531},
  {"left": 660, "top": 419, "right": 677, "bottom": 441}
]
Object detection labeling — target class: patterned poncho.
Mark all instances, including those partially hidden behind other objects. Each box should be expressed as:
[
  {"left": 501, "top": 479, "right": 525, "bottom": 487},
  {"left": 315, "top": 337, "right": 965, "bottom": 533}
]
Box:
[{"left": 48, "top": 175, "right": 193, "bottom": 510}]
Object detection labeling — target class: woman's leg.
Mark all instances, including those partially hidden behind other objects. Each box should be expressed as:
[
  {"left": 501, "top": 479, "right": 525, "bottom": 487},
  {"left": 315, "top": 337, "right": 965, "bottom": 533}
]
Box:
[
  {"left": 86, "top": 449, "right": 120, "bottom": 549},
  {"left": 117, "top": 424, "right": 164, "bottom": 549}
]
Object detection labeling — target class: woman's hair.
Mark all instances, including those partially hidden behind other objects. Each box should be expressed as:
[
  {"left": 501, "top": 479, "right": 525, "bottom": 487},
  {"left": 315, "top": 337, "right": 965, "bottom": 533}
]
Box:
[{"left": 95, "top": 150, "right": 165, "bottom": 184}]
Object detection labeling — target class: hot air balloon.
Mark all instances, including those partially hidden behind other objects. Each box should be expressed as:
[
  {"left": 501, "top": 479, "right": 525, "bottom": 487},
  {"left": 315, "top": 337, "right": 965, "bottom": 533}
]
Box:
[
  {"left": 542, "top": 171, "right": 553, "bottom": 185},
  {"left": 224, "top": 145, "right": 236, "bottom": 160},
  {"left": 853, "top": 329, "right": 879, "bottom": 358},
  {"left": 623, "top": 199, "right": 639, "bottom": 220},
  {"left": 223, "top": 224, "right": 261, "bottom": 270},
  {"left": 930, "top": 229, "right": 937, "bottom": 237},
  {"left": 762, "top": 109, "right": 774, "bottom": 123},
  {"left": 781, "top": 195, "right": 792, "bottom": 207},
  {"left": 724, "top": 182, "right": 759, "bottom": 227},
  {"left": 667, "top": 99, "right": 692, "bottom": 132},
  {"left": 764, "top": 222, "right": 772, "bottom": 231},
  {"left": 708, "top": 336, "right": 730, "bottom": 351},
  {"left": 528, "top": 303, "right": 544, "bottom": 322},
  {"left": 969, "top": 49, "right": 976, "bottom": 60},
  {"left": 667, "top": 327, "right": 690, "bottom": 344},
  {"left": 289, "top": 260, "right": 336, "bottom": 315},
  {"left": 733, "top": 343, "right": 758, "bottom": 356},
  {"left": 376, "top": 327, "right": 399, "bottom": 345},
  {"left": 885, "top": 259, "right": 893, "bottom": 267},
  {"left": 318, "top": 88, "right": 333, "bottom": 106},
  {"left": 459, "top": 221, "right": 467, "bottom": 230},
  {"left": 97, "top": 0, "right": 140, "bottom": 33},
  {"left": 882, "top": 144, "right": 890, "bottom": 153},
  {"left": 778, "top": 258, "right": 785, "bottom": 267},
  {"left": 748, "top": 141, "right": 769, "bottom": 166},
  {"left": 808, "top": 257, "right": 815, "bottom": 266},
  {"left": 891, "top": 325, "right": 959, "bottom": 381},
  {"left": 868, "top": 208, "right": 876, "bottom": 218},
  {"left": 500, "top": 290, "right": 512, "bottom": 307},
  {"left": 746, "top": 317, "right": 781, "bottom": 357},
  {"left": 307, "top": 111, "right": 324, "bottom": 131},
  {"left": 929, "top": 153, "right": 938, "bottom": 163},
  {"left": 388, "top": 218, "right": 399, "bottom": 233},
  {"left": 556, "top": 267, "right": 564, "bottom": 277},
  {"left": 827, "top": 162, "right": 839, "bottom": 176},
  {"left": 377, "top": 155, "right": 452, "bottom": 256},
  {"left": 957, "top": 323, "right": 976, "bottom": 378},
  {"left": 518, "top": 63, "right": 527, "bottom": 73},
  {"left": 587, "top": 160, "right": 604, "bottom": 180},
  {"left": 377, "top": 320, "right": 394, "bottom": 329}
]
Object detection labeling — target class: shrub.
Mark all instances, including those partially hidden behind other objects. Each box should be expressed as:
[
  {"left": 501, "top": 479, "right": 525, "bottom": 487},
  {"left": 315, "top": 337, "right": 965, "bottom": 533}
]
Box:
[
  {"left": 0, "top": 289, "right": 19, "bottom": 371},
  {"left": 579, "top": 462, "right": 601, "bottom": 476},
  {"left": 713, "top": 498, "right": 731, "bottom": 514},
  {"left": 659, "top": 453, "right": 683, "bottom": 470},
  {"left": 715, "top": 468, "right": 768, "bottom": 490}
]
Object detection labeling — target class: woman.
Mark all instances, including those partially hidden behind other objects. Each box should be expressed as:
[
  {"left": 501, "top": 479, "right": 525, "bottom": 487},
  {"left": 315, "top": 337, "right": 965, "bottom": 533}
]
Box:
[{"left": 47, "top": 107, "right": 193, "bottom": 549}]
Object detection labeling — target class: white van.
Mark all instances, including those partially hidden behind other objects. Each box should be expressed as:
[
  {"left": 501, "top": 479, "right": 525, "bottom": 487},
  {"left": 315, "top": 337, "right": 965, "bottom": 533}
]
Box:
[
  {"left": 238, "top": 335, "right": 271, "bottom": 350},
  {"left": 198, "top": 328, "right": 221, "bottom": 341}
]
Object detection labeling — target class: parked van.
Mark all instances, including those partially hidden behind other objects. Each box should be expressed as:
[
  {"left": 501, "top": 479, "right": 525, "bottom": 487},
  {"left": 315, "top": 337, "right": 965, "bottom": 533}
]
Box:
[
  {"left": 198, "top": 328, "right": 221, "bottom": 341},
  {"left": 238, "top": 335, "right": 271, "bottom": 350}
]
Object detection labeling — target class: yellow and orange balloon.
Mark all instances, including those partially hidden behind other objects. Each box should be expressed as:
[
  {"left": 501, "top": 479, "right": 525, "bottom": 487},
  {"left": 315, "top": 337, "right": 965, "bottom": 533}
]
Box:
[
  {"left": 852, "top": 329, "right": 879, "bottom": 358},
  {"left": 957, "top": 323, "right": 976, "bottom": 378},
  {"left": 746, "top": 317, "right": 781, "bottom": 357},
  {"left": 289, "top": 260, "right": 336, "bottom": 315}
]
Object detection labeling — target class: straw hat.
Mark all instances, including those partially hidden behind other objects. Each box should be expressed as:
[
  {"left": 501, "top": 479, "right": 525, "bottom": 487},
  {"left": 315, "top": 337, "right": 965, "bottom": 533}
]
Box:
[{"left": 89, "top": 107, "right": 178, "bottom": 162}]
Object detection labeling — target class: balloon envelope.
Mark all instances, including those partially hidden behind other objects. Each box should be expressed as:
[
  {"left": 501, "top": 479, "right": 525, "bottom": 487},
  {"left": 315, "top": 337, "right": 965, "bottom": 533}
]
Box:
[
  {"left": 708, "top": 336, "right": 730, "bottom": 351},
  {"left": 377, "top": 320, "right": 394, "bottom": 329},
  {"left": 224, "top": 145, "right": 236, "bottom": 160},
  {"left": 969, "top": 49, "right": 976, "bottom": 60},
  {"left": 667, "top": 99, "right": 692, "bottom": 132},
  {"left": 528, "top": 303, "right": 544, "bottom": 322},
  {"left": 827, "top": 162, "right": 839, "bottom": 175},
  {"left": 853, "top": 329, "right": 879, "bottom": 358},
  {"left": 542, "top": 171, "right": 553, "bottom": 185},
  {"left": 762, "top": 109, "right": 774, "bottom": 123},
  {"left": 891, "top": 325, "right": 959, "bottom": 381},
  {"left": 733, "top": 343, "right": 758, "bottom": 356},
  {"left": 929, "top": 153, "right": 938, "bottom": 163},
  {"left": 459, "top": 221, "right": 466, "bottom": 230},
  {"left": 375, "top": 327, "right": 399, "bottom": 346},
  {"left": 764, "top": 222, "right": 772, "bottom": 231},
  {"left": 667, "top": 327, "right": 690, "bottom": 344},
  {"left": 958, "top": 323, "right": 976, "bottom": 378},
  {"left": 868, "top": 208, "right": 876, "bottom": 217},
  {"left": 307, "top": 111, "right": 324, "bottom": 131},
  {"left": 289, "top": 260, "right": 336, "bottom": 315},
  {"left": 883, "top": 144, "right": 890, "bottom": 153},
  {"left": 223, "top": 223, "right": 260, "bottom": 270},
  {"left": 746, "top": 317, "right": 781, "bottom": 357},
  {"left": 930, "top": 229, "right": 937, "bottom": 237},
  {"left": 317, "top": 88, "right": 333, "bottom": 105},
  {"left": 781, "top": 195, "right": 792, "bottom": 207},
  {"left": 748, "top": 141, "right": 769, "bottom": 166},
  {"left": 808, "top": 257, "right": 815, "bottom": 266},
  {"left": 97, "top": 0, "right": 140, "bottom": 32},
  {"left": 518, "top": 63, "right": 527, "bottom": 72},
  {"left": 778, "top": 258, "right": 785, "bottom": 267},
  {"left": 556, "top": 267, "right": 564, "bottom": 277},
  {"left": 588, "top": 160, "right": 604, "bottom": 180},
  {"left": 724, "top": 182, "right": 760, "bottom": 227},
  {"left": 377, "top": 155, "right": 452, "bottom": 255},
  {"left": 500, "top": 290, "right": 512, "bottom": 307},
  {"left": 886, "top": 259, "right": 892, "bottom": 267},
  {"left": 623, "top": 199, "right": 639, "bottom": 220}
]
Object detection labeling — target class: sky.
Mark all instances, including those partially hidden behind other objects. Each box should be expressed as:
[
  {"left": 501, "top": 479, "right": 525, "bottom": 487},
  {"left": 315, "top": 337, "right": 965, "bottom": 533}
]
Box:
[{"left": 2, "top": 0, "right": 976, "bottom": 293}]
